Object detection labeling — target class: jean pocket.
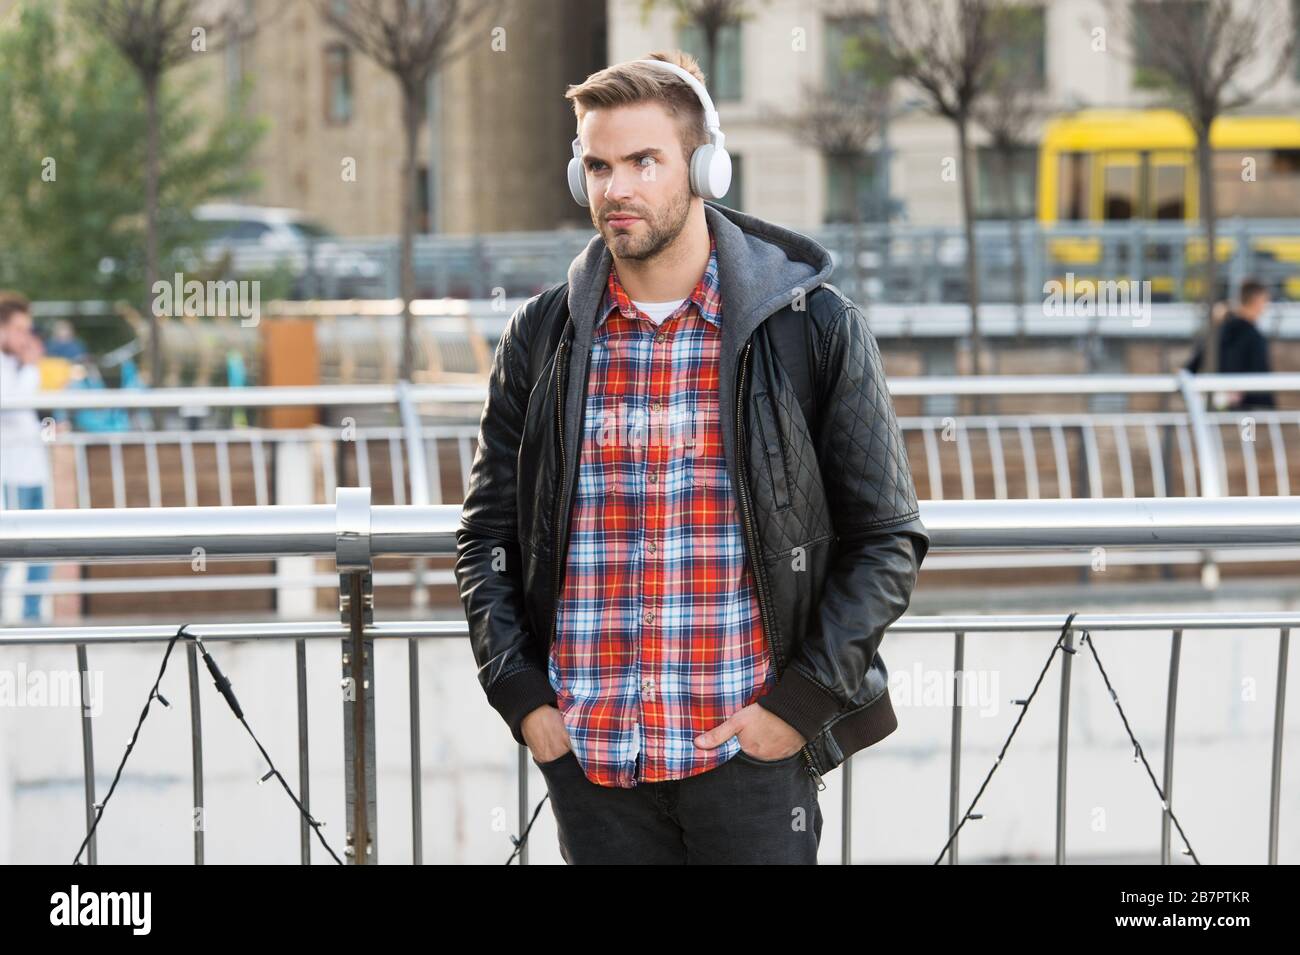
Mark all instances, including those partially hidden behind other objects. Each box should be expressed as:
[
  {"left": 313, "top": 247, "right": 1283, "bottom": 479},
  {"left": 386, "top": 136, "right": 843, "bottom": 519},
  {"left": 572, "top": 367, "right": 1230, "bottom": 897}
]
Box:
[{"left": 735, "top": 744, "right": 800, "bottom": 766}]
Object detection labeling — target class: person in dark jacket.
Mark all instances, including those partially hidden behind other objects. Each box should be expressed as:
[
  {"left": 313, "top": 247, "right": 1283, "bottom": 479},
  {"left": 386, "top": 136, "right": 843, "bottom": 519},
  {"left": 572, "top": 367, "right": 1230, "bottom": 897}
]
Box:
[{"left": 1184, "top": 279, "right": 1275, "bottom": 409}]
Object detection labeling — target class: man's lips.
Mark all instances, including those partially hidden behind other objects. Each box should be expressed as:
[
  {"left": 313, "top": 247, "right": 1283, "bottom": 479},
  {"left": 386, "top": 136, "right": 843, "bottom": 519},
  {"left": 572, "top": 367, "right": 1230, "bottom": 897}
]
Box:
[{"left": 607, "top": 215, "right": 641, "bottom": 226}]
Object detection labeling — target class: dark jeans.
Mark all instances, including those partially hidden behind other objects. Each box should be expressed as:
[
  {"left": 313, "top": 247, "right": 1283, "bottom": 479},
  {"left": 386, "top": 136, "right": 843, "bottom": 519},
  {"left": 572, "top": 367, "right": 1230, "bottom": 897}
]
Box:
[{"left": 532, "top": 747, "right": 823, "bottom": 864}]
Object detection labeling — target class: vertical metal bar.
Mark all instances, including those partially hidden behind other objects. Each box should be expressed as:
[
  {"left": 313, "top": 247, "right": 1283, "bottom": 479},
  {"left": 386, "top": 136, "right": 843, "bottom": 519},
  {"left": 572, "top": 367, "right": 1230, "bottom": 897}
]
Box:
[
  {"left": 74, "top": 440, "right": 91, "bottom": 509},
  {"left": 841, "top": 754, "right": 852, "bottom": 865},
  {"left": 1269, "top": 628, "right": 1289, "bottom": 865},
  {"left": 948, "top": 631, "right": 965, "bottom": 865},
  {"left": 1143, "top": 421, "right": 1167, "bottom": 497},
  {"left": 76, "top": 644, "right": 97, "bottom": 865},
  {"left": 518, "top": 745, "right": 530, "bottom": 866},
  {"left": 1049, "top": 421, "right": 1071, "bottom": 498},
  {"left": 355, "top": 435, "right": 372, "bottom": 491},
  {"left": 1173, "top": 421, "right": 1198, "bottom": 496},
  {"left": 1081, "top": 421, "right": 1103, "bottom": 498},
  {"left": 296, "top": 637, "right": 311, "bottom": 865},
  {"left": 921, "top": 422, "right": 943, "bottom": 501},
  {"left": 955, "top": 422, "right": 975, "bottom": 500},
  {"left": 986, "top": 422, "right": 1007, "bottom": 500},
  {"left": 186, "top": 640, "right": 205, "bottom": 865},
  {"left": 1177, "top": 370, "right": 1222, "bottom": 497},
  {"left": 1113, "top": 420, "right": 1135, "bottom": 498},
  {"left": 1161, "top": 629, "right": 1182, "bottom": 865},
  {"left": 181, "top": 435, "right": 198, "bottom": 507},
  {"left": 110, "top": 436, "right": 126, "bottom": 508},
  {"left": 409, "top": 637, "right": 423, "bottom": 865},
  {"left": 1239, "top": 418, "right": 1259, "bottom": 497},
  {"left": 251, "top": 435, "right": 269, "bottom": 507},
  {"left": 144, "top": 435, "right": 162, "bottom": 508},
  {"left": 1056, "top": 626, "right": 1075, "bottom": 865},
  {"left": 216, "top": 437, "right": 232, "bottom": 507},
  {"left": 389, "top": 437, "right": 407, "bottom": 506},
  {"left": 1267, "top": 419, "right": 1288, "bottom": 496},
  {"left": 1017, "top": 422, "right": 1040, "bottom": 499}
]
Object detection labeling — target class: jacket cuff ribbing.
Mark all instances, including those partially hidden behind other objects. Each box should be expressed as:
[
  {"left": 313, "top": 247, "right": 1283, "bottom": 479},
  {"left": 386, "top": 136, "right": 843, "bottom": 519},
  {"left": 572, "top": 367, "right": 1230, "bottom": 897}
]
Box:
[
  {"left": 755, "top": 665, "right": 844, "bottom": 744},
  {"left": 489, "top": 666, "right": 559, "bottom": 747}
]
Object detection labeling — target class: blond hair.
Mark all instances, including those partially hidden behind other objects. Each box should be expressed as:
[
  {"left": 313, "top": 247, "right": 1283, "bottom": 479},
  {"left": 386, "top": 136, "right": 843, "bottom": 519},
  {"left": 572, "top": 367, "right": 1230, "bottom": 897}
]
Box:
[{"left": 564, "top": 50, "right": 710, "bottom": 165}]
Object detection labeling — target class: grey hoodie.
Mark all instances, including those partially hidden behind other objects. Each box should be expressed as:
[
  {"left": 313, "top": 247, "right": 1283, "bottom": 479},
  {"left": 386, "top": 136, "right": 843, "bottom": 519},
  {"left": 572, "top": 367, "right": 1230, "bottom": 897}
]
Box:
[{"left": 561, "top": 198, "right": 837, "bottom": 481}]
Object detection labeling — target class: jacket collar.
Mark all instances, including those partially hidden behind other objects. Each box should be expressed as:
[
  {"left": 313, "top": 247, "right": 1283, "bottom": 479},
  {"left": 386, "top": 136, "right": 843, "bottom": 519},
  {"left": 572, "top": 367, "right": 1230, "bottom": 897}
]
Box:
[
  {"left": 559, "top": 201, "right": 836, "bottom": 498},
  {"left": 566, "top": 200, "right": 834, "bottom": 355}
]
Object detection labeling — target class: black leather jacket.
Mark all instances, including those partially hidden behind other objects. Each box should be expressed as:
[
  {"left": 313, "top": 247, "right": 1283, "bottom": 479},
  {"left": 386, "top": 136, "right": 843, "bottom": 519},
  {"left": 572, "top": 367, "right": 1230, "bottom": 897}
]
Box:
[{"left": 455, "top": 201, "right": 930, "bottom": 785}]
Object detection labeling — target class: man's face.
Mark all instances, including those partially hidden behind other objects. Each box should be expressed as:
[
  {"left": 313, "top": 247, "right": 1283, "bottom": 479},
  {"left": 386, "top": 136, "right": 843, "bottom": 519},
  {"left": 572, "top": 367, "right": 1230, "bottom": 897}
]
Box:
[
  {"left": 0, "top": 311, "right": 32, "bottom": 355},
  {"left": 1241, "top": 292, "right": 1270, "bottom": 321},
  {"left": 578, "top": 101, "right": 694, "bottom": 262}
]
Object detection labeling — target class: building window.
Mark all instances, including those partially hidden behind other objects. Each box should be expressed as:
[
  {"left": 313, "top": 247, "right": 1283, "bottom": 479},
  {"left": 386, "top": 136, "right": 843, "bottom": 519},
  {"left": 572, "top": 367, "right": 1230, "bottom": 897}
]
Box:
[
  {"left": 824, "top": 152, "right": 883, "bottom": 223},
  {"left": 823, "top": 13, "right": 888, "bottom": 91},
  {"left": 324, "top": 43, "right": 353, "bottom": 125},
  {"left": 677, "top": 21, "right": 742, "bottom": 101},
  {"left": 1003, "top": 5, "right": 1047, "bottom": 90},
  {"left": 716, "top": 153, "right": 743, "bottom": 211},
  {"left": 975, "top": 146, "right": 1038, "bottom": 219}
]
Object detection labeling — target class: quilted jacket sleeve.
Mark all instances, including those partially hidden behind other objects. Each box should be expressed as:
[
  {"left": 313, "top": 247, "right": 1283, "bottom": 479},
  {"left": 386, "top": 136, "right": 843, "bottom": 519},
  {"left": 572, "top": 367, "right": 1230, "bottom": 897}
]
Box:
[
  {"left": 755, "top": 295, "right": 931, "bottom": 744},
  {"left": 454, "top": 301, "right": 557, "bottom": 747}
]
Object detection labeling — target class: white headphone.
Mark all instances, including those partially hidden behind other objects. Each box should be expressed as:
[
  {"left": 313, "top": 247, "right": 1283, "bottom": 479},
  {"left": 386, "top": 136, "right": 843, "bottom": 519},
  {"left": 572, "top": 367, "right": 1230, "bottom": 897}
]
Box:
[{"left": 567, "top": 58, "right": 732, "bottom": 207}]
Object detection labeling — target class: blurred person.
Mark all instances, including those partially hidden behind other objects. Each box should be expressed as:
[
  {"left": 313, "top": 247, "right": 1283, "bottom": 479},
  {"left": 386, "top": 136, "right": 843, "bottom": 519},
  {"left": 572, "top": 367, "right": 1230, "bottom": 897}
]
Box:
[
  {"left": 454, "top": 52, "right": 929, "bottom": 864},
  {"left": 0, "top": 292, "right": 53, "bottom": 621},
  {"left": 44, "top": 318, "right": 88, "bottom": 362},
  {"left": 1184, "top": 278, "right": 1276, "bottom": 410}
]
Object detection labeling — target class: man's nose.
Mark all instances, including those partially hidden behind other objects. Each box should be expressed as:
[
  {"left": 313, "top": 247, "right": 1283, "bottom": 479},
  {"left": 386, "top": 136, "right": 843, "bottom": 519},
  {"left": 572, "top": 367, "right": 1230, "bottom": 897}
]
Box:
[{"left": 603, "top": 166, "right": 638, "bottom": 202}]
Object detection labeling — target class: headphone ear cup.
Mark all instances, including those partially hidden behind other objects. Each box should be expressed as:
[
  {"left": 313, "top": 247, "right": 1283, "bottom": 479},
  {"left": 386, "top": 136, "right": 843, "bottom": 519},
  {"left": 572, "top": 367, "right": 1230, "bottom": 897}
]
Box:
[
  {"left": 691, "top": 144, "right": 732, "bottom": 200},
  {"left": 567, "top": 156, "right": 589, "bottom": 206}
]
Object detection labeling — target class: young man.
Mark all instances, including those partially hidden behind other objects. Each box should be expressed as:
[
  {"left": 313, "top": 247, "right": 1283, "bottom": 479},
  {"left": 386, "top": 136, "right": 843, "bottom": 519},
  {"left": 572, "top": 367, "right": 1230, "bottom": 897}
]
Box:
[
  {"left": 454, "top": 52, "right": 929, "bottom": 864},
  {"left": 0, "top": 291, "right": 53, "bottom": 621},
  {"left": 1184, "top": 278, "right": 1276, "bottom": 410}
]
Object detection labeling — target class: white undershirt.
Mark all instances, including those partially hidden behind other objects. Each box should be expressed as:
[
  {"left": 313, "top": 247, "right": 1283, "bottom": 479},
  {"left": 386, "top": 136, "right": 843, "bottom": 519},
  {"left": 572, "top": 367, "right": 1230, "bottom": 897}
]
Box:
[{"left": 631, "top": 298, "right": 687, "bottom": 325}]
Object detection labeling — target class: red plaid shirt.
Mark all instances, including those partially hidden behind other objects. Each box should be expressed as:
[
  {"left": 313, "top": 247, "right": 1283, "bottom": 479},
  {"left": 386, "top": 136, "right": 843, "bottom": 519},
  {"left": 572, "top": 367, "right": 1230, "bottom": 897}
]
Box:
[{"left": 547, "top": 229, "right": 775, "bottom": 788}]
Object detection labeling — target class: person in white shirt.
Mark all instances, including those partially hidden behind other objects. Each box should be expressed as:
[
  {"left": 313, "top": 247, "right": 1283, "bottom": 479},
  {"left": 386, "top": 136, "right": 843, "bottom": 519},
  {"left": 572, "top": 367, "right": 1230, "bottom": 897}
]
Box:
[{"left": 0, "top": 291, "right": 53, "bottom": 621}]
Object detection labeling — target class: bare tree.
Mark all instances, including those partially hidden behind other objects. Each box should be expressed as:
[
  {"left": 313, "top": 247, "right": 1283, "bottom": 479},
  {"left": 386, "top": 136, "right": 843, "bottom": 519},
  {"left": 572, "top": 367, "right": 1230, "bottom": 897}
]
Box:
[
  {"left": 854, "top": 0, "right": 1018, "bottom": 378},
  {"left": 317, "top": 0, "right": 511, "bottom": 381},
  {"left": 763, "top": 77, "right": 888, "bottom": 303},
  {"left": 973, "top": 62, "right": 1041, "bottom": 342},
  {"left": 76, "top": 0, "right": 267, "bottom": 387},
  {"left": 637, "top": 0, "right": 769, "bottom": 90},
  {"left": 1104, "top": 0, "right": 1295, "bottom": 376}
]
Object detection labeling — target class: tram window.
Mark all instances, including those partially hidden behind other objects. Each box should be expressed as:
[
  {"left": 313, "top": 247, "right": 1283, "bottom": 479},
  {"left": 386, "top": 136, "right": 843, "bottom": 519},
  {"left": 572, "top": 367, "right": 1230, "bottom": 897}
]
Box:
[
  {"left": 1150, "top": 165, "right": 1186, "bottom": 219},
  {"left": 1103, "top": 163, "right": 1137, "bottom": 220},
  {"left": 1057, "top": 153, "right": 1091, "bottom": 221},
  {"left": 1216, "top": 148, "right": 1300, "bottom": 218}
]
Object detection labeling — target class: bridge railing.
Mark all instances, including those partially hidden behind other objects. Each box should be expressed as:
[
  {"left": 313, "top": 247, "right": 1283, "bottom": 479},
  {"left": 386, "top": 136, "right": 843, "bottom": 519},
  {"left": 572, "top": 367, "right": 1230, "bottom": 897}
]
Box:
[{"left": 1, "top": 493, "right": 1296, "bottom": 863}]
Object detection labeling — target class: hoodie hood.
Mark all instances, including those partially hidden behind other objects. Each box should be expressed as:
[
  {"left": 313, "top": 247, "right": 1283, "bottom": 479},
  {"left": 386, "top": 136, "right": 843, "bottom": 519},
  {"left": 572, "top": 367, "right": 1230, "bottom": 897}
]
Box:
[{"left": 559, "top": 199, "right": 837, "bottom": 494}]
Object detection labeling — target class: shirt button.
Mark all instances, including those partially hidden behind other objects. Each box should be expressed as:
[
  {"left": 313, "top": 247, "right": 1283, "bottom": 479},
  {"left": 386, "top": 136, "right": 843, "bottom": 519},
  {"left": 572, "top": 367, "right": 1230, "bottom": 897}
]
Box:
[
  {"left": 648, "top": 472, "right": 657, "bottom": 484},
  {"left": 655, "top": 332, "right": 667, "bottom": 342},
  {"left": 647, "top": 541, "right": 657, "bottom": 555},
  {"left": 643, "top": 609, "right": 655, "bottom": 624}
]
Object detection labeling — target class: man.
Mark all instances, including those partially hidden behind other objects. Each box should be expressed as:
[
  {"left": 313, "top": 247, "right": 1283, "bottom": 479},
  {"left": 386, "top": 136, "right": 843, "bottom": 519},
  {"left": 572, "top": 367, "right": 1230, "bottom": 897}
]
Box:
[
  {"left": 0, "top": 291, "right": 53, "bottom": 621},
  {"left": 454, "top": 51, "right": 929, "bottom": 864},
  {"left": 1184, "top": 279, "right": 1276, "bottom": 410}
]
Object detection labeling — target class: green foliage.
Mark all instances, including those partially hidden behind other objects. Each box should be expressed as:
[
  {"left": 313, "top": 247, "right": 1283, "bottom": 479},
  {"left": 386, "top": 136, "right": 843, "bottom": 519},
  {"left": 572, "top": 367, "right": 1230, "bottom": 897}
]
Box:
[{"left": 0, "top": 1, "right": 266, "bottom": 308}]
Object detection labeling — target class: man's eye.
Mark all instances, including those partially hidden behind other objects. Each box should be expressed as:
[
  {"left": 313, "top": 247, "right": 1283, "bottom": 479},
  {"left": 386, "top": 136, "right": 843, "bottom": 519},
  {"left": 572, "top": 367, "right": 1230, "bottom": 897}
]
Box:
[
  {"left": 588, "top": 161, "right": 606, "bottom": 171},
  {"left": 638, "top": 156, "right": 656, "bottom": 166}
]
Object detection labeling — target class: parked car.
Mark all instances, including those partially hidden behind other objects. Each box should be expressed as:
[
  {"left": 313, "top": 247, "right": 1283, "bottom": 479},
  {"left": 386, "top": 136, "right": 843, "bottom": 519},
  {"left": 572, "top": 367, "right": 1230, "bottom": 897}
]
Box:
[{"left": 189, "top": 203, "right": 385, "bottom": 297}]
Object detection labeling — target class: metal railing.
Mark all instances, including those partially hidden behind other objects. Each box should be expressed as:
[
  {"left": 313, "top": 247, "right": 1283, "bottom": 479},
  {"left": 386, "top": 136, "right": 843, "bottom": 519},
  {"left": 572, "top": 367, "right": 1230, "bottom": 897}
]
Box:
[
  {"left": 2, "top": 494, "right": 1297, "bottom": 864},
  {"left": 5, "top": 372, "right": 1300, "bottom": 608}
]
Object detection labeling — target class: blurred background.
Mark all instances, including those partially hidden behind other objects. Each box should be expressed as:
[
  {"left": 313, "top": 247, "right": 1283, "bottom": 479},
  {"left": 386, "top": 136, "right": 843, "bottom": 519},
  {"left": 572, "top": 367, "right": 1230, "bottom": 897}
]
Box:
[{"left": 1, "top": 0, "right": 1298, "bottom": 866}]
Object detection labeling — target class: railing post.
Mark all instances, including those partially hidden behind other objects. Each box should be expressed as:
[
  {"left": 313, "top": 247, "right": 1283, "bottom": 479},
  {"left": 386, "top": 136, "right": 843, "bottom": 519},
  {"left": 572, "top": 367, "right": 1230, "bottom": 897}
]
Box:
[
  {"left": 1269, "top": 627, "right": 1290, "bottom": 865},
  {"left": 947, "top": 631, "right": 965, "bottom": 865},
  {"left": 1055, "top": 625, "right": 1075, "bottom": 865},
  {"left": 1176, "top": 369, "right": 1222, "bottom": 589},
  {"left": 76, "top": 644, "right": 97, "bottom": 866},
  {"left": 1160, "top": 628, "right": 1182, "bottom": 864},
  {"left": 186, "top": 641, "right": 205, "bottom": 865},
  {"left": 337, "top": 486, "right": 377, "bottom": 864}
]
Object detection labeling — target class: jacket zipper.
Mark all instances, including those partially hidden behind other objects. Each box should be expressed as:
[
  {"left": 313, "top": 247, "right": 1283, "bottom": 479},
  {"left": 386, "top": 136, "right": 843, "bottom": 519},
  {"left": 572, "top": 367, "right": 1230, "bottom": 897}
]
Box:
[
  {"left": 549, "top": 335, "right": 570, "bottom": 655},
  {"left": 736, "top": 338, "right": 825, "bottom": 791}
]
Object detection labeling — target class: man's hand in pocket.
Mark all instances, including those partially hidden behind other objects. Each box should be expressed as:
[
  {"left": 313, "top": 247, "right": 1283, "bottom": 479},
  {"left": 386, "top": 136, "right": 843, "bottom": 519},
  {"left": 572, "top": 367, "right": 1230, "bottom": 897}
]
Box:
[{"left": 522, "top": 703, "right": 572, "bottom": 762}]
